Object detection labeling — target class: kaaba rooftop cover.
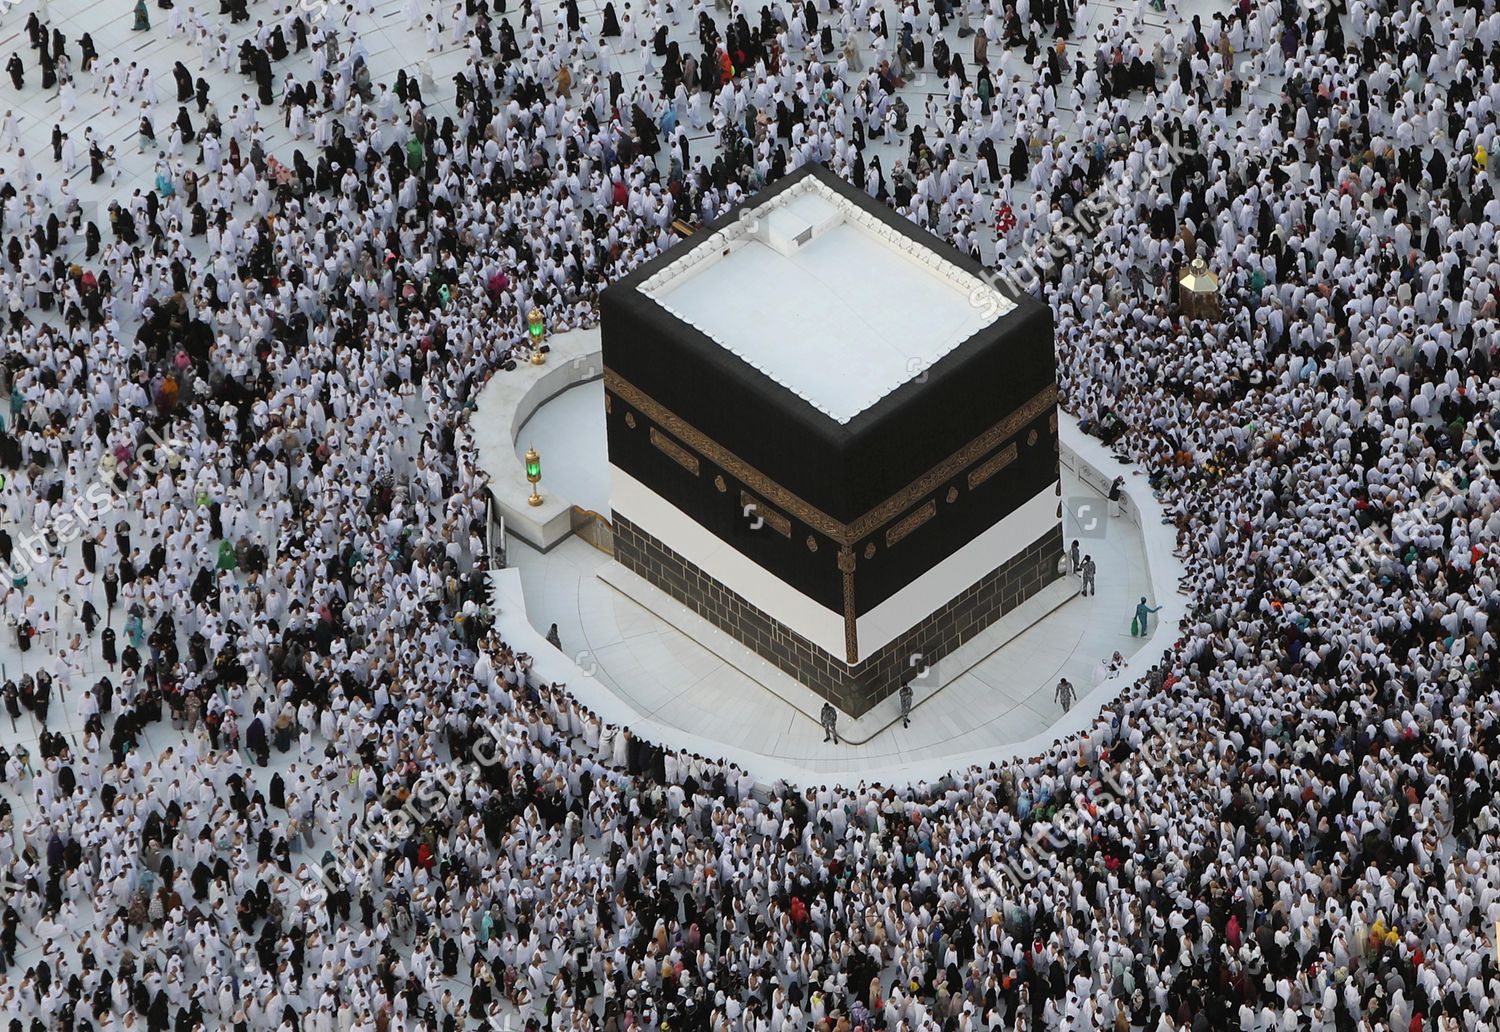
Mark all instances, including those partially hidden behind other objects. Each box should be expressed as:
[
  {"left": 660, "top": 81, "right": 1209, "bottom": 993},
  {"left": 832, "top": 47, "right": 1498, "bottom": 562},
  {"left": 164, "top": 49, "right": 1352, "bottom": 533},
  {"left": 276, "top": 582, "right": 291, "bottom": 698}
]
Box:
[{"left": 636, "top": 171, "right": 1016, "bottom": 424}]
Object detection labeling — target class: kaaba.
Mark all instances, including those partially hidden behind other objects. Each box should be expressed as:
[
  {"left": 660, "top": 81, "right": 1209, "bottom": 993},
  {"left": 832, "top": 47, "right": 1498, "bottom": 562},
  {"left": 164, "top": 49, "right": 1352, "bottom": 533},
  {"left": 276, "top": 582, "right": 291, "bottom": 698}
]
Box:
[{"left": 600, "top": 165, "right": 1061, "bottom": 717}]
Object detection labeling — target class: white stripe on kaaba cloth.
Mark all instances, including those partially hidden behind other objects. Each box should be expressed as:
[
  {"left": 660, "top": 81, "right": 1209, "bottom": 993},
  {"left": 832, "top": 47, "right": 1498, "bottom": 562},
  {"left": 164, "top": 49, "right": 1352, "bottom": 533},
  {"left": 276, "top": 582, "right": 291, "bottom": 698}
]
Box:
[{"left": 611, "top": 464, "right": 1061, "bottom": 661}]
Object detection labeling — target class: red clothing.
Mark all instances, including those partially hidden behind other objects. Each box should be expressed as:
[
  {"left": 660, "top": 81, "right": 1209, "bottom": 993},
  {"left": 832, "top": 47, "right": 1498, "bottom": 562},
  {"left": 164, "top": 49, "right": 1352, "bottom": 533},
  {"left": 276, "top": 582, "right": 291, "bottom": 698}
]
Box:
[{"left": 790, "top": 896, "right": 808, "bottom": 927}]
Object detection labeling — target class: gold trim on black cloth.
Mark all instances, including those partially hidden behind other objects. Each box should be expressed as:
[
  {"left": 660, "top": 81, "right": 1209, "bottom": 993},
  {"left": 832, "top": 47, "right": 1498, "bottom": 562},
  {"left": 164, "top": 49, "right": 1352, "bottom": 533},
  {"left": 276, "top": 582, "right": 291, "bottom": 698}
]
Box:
[
  {"left": 885, "top": 500, "right": 937, "bottom": 548},
  {"left": 837, "top": 546, "right": 858, "bottom": 663},
  {"left": 607, "top": 369, "right": 1056, "bottom": 546},
  {"left": 649, "top": 427, "right": 700, "bottom": 476},
  {"left": 740, "top": 491, "right": 791, "bottom": 537},
  {"left": 842, "top": 386, "right": 1055, "bottom": 542},
  {"left": 609, "top": 370, "right": 847, "bottom": 539},
  {"left": 968, "top": 443, "right": 1019, "bottom": 491}
]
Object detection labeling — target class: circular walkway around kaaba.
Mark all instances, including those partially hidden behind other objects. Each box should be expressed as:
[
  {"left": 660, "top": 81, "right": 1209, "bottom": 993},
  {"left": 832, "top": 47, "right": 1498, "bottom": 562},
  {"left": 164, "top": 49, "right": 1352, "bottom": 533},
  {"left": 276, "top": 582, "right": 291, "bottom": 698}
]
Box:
[{"left": 473, "top": 334, "right": 1184, "bottom": 785}]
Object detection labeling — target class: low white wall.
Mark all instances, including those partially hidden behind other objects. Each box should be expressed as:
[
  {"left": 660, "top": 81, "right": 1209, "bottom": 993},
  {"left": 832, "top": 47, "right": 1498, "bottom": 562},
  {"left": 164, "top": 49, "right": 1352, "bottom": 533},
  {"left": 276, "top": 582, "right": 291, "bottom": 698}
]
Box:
[
  {"left": 471, "top": 329, "right": 603, "bottom": 551},
  {"left": 482, "top": 413, "right": 1186, "bottom": 788}
]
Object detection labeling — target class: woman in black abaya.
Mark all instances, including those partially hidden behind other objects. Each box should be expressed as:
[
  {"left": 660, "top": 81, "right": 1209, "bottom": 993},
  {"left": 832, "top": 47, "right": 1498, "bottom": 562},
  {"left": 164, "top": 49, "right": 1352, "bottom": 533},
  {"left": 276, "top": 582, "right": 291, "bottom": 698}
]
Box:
[{"left": 173, "top": 61, "right": 193, "bottom": 102}]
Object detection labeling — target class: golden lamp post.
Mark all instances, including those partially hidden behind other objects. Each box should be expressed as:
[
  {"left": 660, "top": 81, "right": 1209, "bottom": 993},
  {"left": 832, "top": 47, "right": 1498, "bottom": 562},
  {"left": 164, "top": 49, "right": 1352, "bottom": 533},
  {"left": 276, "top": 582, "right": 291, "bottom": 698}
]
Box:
[
  {"left": 527, "top": 307, "right": 547, "bottom": 365},
  {"left": 525, "top": 447, "right": 544, "bottom": 507},
  {"left": 1178, "top": 258, "right": 1221, "bottom": 321}
]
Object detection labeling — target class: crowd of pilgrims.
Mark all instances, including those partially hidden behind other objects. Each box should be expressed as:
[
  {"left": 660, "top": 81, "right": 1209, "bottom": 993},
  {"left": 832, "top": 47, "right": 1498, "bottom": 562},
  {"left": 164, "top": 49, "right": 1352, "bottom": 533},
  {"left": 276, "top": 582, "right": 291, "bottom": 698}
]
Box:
[{"left": 0, "top": 0, "right": 1499, "bottom": 1027}]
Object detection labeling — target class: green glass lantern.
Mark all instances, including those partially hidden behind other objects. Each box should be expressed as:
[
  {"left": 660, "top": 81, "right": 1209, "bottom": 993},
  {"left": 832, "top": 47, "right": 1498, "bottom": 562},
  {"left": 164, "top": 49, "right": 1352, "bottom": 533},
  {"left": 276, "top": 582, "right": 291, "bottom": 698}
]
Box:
[
  {"left": 527, "top": 306, "right": 547, "bottom": 364},
  {"left": 524, "top": 447, "right": 542, "bottom": 507}
]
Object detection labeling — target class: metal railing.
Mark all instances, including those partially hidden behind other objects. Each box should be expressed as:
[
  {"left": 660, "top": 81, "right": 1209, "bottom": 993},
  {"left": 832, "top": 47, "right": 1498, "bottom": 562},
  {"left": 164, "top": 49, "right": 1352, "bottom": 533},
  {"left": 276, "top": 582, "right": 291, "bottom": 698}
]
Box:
[{"left": 485, "top": 488, "right": 507, "bottom": 569}]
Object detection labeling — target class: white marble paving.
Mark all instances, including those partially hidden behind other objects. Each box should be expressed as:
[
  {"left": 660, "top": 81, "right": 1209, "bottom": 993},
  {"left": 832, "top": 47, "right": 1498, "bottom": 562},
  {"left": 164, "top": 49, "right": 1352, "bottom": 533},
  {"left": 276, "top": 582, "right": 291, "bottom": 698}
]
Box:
[
  {"left": 507, "top": 415, "right": 1171, "bottom": 778},
  {"left": 515, "top": 381, "right": 613, "bottom": 515}
]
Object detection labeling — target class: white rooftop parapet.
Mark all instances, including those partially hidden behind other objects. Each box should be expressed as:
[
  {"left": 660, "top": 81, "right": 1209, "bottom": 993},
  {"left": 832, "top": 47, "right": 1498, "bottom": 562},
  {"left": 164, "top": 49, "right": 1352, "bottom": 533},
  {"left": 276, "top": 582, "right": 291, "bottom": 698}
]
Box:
[{"left": 637, "top": 176, "right": 1018, "bottom": 424}]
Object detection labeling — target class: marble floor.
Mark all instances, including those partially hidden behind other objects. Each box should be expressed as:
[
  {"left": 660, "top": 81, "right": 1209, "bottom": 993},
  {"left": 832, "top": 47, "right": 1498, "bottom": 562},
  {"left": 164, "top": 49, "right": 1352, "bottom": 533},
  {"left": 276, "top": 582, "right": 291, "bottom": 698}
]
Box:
[
  {"left": 515, "top": 380, "right": 612, "bottom": 516},
  {"left": 507, "top": 448, "right": 1165, "bottom": 780}
]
